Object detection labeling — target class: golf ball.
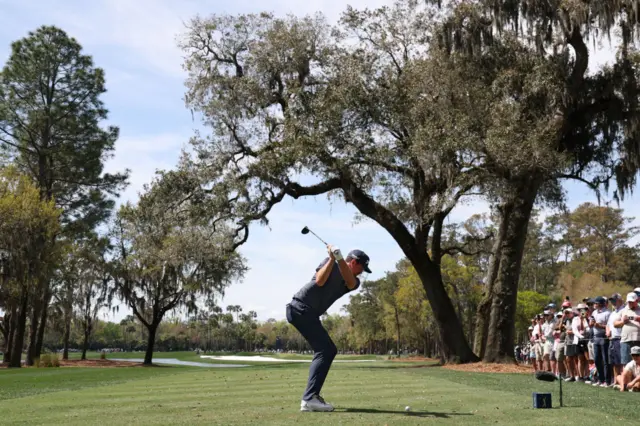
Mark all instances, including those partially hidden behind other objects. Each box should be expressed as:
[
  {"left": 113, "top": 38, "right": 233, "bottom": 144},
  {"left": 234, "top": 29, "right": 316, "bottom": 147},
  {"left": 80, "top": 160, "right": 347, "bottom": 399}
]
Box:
[{"left": 405, "top": 406, "right": 411, "bottom": 412}]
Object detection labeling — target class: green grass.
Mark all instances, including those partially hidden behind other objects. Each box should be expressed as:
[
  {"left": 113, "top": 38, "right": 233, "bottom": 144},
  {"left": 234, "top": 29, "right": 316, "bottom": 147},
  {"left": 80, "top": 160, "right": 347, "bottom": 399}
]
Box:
[{"left": 1, "top": 355, "right": 637, "bottom": 425}]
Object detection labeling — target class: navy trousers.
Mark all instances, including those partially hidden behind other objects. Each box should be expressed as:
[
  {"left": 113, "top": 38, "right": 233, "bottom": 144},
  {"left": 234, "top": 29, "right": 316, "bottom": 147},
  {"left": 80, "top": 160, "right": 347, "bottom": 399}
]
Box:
[
  {"left": 286, "top": 299, "right": 337, "bottom": 401},
  {"left": 593, "top": 337, "right": 611, "bottom": 384}
]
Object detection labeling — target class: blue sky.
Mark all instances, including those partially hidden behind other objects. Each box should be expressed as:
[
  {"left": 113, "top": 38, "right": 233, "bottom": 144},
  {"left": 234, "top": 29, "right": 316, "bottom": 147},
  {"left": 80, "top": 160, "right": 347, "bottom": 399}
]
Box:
[{"left": 0, "top": 0, "right": 635, "bottom": 324}]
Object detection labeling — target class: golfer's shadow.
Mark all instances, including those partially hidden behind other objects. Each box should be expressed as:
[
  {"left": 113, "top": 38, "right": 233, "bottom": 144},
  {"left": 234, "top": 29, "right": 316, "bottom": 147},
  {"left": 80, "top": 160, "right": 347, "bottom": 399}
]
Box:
[{"left": 336, "top": 408, "right": 471, "bottom": 418}]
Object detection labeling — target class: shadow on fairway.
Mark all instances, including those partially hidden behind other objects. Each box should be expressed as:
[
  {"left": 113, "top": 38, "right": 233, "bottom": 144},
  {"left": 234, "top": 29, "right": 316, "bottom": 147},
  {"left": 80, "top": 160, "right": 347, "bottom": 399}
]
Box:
[{"left": 336, "top": 408, "right": 471, "bottom": 418}]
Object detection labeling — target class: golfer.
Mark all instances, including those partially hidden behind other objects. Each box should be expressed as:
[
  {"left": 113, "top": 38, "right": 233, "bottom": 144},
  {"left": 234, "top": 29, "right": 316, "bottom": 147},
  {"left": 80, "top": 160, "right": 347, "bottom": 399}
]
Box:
[{"left": 286, "top": 245, "right": 371, "bottom": 412}]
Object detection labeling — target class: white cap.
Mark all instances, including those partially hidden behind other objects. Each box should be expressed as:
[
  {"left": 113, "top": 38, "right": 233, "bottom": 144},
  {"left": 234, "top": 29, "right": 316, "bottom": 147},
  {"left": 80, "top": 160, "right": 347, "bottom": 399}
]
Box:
[
  {"left": 543, "top": 310, "right": 551, "bottom": 315},
  {"left": 528, "top": 326, "right": 533, "bottom": 330},
  {"left": 577, "top": 303, "right": 587, "bottom": 310},
  {"left": 627, "top": 292, "right": 638, "bottom": 303}
]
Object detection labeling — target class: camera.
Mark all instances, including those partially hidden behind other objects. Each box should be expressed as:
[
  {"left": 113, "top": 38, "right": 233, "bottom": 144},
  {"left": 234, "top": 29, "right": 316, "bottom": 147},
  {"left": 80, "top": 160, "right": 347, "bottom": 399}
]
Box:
[
  {"left": 581, "top": 311, "right": 586, "bottom": 318},
  {"left": 629, "top": 316, "right": 636, "bottom": 321}
]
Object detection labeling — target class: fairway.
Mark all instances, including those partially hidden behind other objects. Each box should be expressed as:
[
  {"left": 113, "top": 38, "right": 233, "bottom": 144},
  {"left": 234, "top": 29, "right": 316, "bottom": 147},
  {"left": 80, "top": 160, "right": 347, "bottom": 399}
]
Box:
[{"left": 1, "top": 354, "right": 637, "bottom": 425}]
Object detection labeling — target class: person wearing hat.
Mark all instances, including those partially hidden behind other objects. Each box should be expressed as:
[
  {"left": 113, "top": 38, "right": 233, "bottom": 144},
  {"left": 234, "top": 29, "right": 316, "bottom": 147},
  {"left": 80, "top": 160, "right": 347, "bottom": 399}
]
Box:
[
  {"left": 572, "top": 303, "right": 592, "bottom": 381},
  {"left": 590, "top": 296, "right": 611, "bottom": 387},
  {"left": 614, "top": 292, "right": 640, "bottom": 369},
  {"left": 541, "top": 310, "right": 557, "bottom": 372},
  {"left": 532, "top": 315, "right": 544, "bottom": 370},
  {"left": 607, "top": 293, "right": 625, "bottom": 379},
  {"left": 553, "top": 310, "right": 568, "bottom": 378},
  {"left": 286, "top": 246, "right": 370, "bottom": 412},
  {"left": 562, "top": 308, "right": 578, "bottom": 381},
  {"left": 613, "top": 346, "right": 640, "bottom": 392}
]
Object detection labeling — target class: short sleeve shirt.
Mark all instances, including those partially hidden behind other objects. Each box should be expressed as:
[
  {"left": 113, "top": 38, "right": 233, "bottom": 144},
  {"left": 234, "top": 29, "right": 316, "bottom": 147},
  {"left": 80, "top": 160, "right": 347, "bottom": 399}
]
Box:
[
  {"left": 620, "top": 306, "right": 640, "bottom": 343},
  {"left": 624, "top": 360, "right": 640, "bottom": 378},
  {"left": 293, "top": 257, "right": 360, "bottom": 316}
]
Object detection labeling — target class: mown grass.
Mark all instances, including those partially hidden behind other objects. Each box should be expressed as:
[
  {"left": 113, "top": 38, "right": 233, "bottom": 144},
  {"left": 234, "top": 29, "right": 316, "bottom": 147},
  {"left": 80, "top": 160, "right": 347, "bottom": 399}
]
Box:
[{"left": 1, "top": 356, "right": 637, "bottom": 425}]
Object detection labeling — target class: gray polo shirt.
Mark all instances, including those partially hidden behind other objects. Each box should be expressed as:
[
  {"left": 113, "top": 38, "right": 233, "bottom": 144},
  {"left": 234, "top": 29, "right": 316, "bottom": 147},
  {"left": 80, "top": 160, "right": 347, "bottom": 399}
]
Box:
[
  {"left": 593, "top": 308, "right": 611, "bottom": 338},
  {"left": 293, "top": 257, "right": 360, "bottom": 317}
]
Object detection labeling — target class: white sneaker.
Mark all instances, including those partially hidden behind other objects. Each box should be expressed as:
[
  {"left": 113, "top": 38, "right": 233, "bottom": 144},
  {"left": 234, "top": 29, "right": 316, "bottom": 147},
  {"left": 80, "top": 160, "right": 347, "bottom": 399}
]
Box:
[
  {"left": 300, "top": 395, "right": 334, "bottom": 412},
  {"left": 613, "top": 384, "right": 621, "bottom": 390}
]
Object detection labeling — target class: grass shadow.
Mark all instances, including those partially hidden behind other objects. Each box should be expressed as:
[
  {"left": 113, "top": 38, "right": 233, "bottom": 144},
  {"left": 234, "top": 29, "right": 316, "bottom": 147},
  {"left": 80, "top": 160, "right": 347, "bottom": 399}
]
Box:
[{"left": 336, "top": 408, "right": 472, "bottom": 418}]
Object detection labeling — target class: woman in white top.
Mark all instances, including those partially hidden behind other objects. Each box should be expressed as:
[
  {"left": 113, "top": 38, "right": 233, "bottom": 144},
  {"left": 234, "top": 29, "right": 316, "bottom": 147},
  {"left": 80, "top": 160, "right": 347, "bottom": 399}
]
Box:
[
  {"left": 614, "top": 345, "right": 640, "bottom": 392},
  {"left": 572, "top": 303, "right": 591, "bottom": 380}
]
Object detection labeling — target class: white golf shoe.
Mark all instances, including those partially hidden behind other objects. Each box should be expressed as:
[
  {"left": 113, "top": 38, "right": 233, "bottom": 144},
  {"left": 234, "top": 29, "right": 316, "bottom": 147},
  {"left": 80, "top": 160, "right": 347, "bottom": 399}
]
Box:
[{"left": 300, "top": 395, "right": 334, "bottom": 412}]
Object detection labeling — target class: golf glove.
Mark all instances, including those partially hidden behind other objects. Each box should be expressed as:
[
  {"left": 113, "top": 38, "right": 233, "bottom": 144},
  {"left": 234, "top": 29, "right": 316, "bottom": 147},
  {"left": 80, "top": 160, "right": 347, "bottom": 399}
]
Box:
[{"left": 331, "top": 246, "right": 343, "bottom": 261}]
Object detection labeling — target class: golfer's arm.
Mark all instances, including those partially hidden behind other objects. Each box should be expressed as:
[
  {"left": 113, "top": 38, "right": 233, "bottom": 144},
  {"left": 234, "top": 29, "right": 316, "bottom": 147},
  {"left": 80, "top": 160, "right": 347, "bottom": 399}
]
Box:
[
  {"left": 315, "top": 261, "right": 334, "bottom": 287},
  {"left": 336, "top": 259, "right": 358, "bottom": 290}
]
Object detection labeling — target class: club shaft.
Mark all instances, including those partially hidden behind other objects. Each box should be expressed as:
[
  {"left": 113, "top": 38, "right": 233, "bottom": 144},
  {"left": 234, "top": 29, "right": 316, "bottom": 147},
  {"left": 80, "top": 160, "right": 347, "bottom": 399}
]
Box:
[{"left": 308, "top": 229, "right": 328, "bottom": 245}]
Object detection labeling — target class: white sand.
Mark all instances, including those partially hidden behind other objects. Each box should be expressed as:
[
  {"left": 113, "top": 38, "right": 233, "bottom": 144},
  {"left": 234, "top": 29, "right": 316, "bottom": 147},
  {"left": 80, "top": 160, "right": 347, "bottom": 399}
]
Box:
[{"left": 200, "top": 355, "right": 376, "bottom": 363}]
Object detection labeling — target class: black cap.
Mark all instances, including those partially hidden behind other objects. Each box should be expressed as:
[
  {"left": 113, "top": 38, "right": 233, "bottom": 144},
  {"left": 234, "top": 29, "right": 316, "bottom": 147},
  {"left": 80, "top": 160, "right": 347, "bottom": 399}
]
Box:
[
  {"left": 347, "top": 249, "right": 371, "bottom": 273},
  {"left": 594, "top": 296, "right": 606, "bottom": 305}
]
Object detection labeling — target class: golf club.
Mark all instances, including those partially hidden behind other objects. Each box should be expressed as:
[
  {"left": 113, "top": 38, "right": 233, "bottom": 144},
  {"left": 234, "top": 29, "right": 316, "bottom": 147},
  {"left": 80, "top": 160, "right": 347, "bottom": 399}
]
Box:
[{"left": 301, "top": 226, "right": 328, "bottom": 246}]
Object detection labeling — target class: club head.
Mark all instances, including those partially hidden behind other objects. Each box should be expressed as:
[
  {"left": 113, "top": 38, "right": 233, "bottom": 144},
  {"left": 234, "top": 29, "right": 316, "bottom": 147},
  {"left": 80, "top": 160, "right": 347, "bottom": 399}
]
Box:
[{"left": 301, "top": 226, "right": 310, "bottom": 235}]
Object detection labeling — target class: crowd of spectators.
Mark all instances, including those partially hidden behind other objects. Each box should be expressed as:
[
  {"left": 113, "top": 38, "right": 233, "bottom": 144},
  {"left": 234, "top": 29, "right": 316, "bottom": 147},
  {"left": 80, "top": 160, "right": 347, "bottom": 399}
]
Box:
[{"left": 517, "top": 289, "right": 640, "bottom": 392}]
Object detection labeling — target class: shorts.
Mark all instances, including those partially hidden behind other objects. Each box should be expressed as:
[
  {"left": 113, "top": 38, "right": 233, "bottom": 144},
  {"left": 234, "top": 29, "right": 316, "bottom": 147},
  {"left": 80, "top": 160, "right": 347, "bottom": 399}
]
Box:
[
  {"left": 588, "top": 340, "right": 594, "bottom": 360},
  {"left": 565, "top": 344, "right": 577, "bottom": 357},
  {"left": 543, "top": 341, "right": 554, "bottom": 357},
  {"left": 609, "top": 339, "right": 622, "bottom": 365},
  {"left": 534, "top": 342, "right": 543, "bottom": 359},
  {"left": 577, "top": 340, "right": 589, "bottom": 355},
  {"left": 621, "top": 341, "right": 640, "bottom": 365},
  {"left": 556, "top": 343, "right": 566, "bottom": 362}
]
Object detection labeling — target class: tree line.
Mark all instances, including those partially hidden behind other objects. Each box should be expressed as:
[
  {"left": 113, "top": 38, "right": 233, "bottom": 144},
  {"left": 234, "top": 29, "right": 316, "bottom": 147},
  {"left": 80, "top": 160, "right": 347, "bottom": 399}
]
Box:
[
  {"left": 4, "top": 1, "right": 640, "bottom": 366},
  {"left": 24, "top": 201, "right": 640, "bottom": 359}
]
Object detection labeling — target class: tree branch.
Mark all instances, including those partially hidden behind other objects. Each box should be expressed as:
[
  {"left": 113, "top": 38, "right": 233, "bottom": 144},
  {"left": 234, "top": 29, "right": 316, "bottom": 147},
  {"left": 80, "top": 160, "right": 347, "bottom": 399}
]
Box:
[{"left": 339, "top": 171, "right": 422, "bottom": 260}]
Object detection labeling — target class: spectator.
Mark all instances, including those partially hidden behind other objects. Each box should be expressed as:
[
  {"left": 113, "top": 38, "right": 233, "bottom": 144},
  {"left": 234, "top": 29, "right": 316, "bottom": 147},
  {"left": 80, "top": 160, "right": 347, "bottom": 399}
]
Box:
[
  {"left": 591, "top": 296, "right": 611, "bottom": 387},
  {"left": 562, "top": 308, "right": 579, "bottom": 382},
  {"left": 554, "top": 311, "right": 568, "bottom": 379},
  {"left": 607, "top": 293, "right": 625, "bottom": 380},
  {"left": 533, "top": 315, "right": 544, "bottom": 371},
  {"left": 572, "top": 303, "right": 591, "bottom": 381},
  {"left": 585, "top": 298, "right": 596, "bottom": 363},
  {"left": 542, "top": 310, "right": 556, "bottom": 372},
  {"left": 613, "top": 345, "right": 640, "bottom": 392},
  {"left": 528, "top": 324, "right": 537, "bottom": 371},
  {"left": 615, "top": 292, "right": 640, "bottom": 367}
]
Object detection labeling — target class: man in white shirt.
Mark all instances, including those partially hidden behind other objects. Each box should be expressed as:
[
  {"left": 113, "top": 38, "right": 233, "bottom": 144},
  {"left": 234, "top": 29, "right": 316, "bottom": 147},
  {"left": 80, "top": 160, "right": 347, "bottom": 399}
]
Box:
[
  {"left": 532, "top": 315, "right": 544, "bottom": 371},
  {"left": 614, "top": 292, "right": 640, "bottom": 367},
  {"left": 541, "top": 310, "right": 556, "bottom": 372},
  {"left": 614, "top": 345, "right": 640, "bottom": 392},
  {"left": 607, "top": 293, "right": 625, "bottom": 379}
]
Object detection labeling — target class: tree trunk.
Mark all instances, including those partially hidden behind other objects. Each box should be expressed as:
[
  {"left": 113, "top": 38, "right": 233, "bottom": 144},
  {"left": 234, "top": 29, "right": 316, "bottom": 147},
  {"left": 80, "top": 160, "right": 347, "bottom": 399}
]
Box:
[
  {"left": 26, "top": 300, "right": 41, "bottom": 366},
  {"left": 412, "top": 259, "right": 479, "bottom": 363},
  {"left": 62, "top": 309, "right": 72, "bottom": 360},
  {"left": 3, "top": 304, "right": 16, "bottom": 363},
  {"left": 35, "top": 287, "right": 52, "bottom": 357},
  {"left": 473, "top": 214, "right": 507, "bottom": 358},
  {"left": 9, "top": 288, "right": 29, "bottom": 368},
  {"left": 81, "top": 317, "right": 92, "bottom": 360},
  {"left": 144, "top": 324, "right": 158, "bottom": 365},
  {"left": 483, "top": 180, "right": 539, "bottom": 363},
  {"left": 394, "top": 306, "right": 401, "bottom": 355}
]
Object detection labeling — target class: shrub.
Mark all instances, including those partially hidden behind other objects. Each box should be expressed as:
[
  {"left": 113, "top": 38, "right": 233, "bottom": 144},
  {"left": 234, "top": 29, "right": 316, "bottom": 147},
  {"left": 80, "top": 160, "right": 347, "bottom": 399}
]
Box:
[
  {"left": 38, "top": 353, "right": 61, "bottom": 368},
  {"left": 100, "top": 351, "right": 106, "bottom": 360}
]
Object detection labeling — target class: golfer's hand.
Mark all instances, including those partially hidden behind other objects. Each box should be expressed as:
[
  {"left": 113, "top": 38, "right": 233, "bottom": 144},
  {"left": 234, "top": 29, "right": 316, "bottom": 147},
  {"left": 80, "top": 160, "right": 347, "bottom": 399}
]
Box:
[{"left": 327, "top": 245, "right": 343, "bottom": 261}]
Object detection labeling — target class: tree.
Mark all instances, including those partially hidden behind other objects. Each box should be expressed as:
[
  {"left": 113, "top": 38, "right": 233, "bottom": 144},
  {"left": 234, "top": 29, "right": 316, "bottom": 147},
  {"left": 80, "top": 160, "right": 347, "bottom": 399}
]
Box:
[
  {"left": 563, "top": 202, "right": 639, "bottom": 282},
  {"left": 0, "top": 25, "right": 128, "bottom": 362},
  {"left": 430, "top": 0, "right": 640, "bottom": 362},
  {"left": 0, "top": 167, "right": 60, "bottom": 367},
  {"left": 110, "top": 175, "right": 247, "bottom": 365},
  {"left": 74, "top": 236, "right": 112, "bottom": 360},
  {"left": 174, "top": 1, "right": 490, "bottom": 362}
]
